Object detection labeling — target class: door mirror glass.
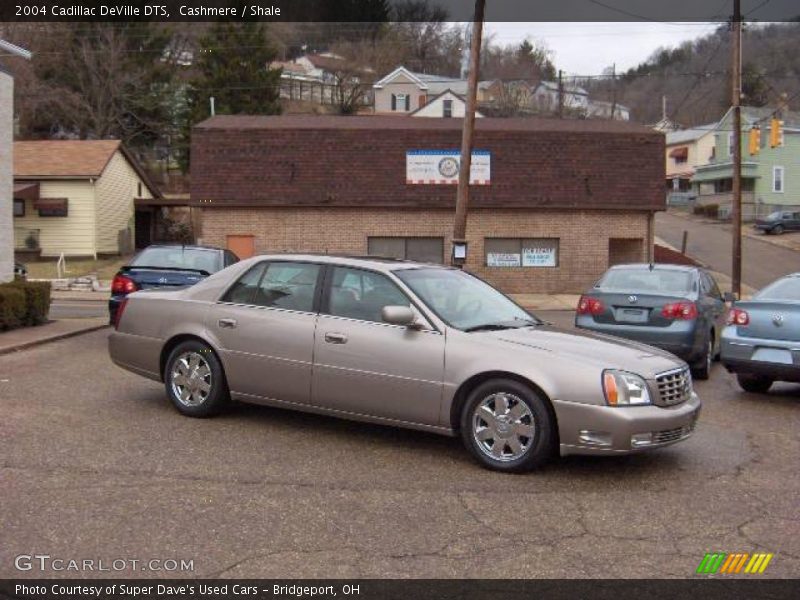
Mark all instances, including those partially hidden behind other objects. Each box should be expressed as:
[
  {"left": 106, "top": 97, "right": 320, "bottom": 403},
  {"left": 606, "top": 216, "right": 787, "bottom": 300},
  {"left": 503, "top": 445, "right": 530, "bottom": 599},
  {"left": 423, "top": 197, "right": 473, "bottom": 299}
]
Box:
[{"left": 381, "top": 305, "right": 418, "bottom": 327}]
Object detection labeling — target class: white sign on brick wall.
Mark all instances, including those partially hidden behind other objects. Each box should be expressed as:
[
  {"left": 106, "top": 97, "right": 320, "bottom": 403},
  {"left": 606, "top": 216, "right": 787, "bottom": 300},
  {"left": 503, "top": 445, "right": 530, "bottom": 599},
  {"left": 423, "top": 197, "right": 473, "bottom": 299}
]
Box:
[{"left": 406, "top": 150, "right": 490, "bottom": 185}]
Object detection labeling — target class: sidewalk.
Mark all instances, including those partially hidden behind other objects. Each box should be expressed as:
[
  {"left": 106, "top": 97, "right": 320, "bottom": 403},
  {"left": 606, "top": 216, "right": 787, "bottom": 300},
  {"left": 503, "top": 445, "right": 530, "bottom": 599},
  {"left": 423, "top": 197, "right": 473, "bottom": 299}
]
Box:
[
  {"left": 511, "top": 294, "right": 580, "bottom": 311},
  {"left": 51, "top": 289, "right": 109, "bottom": 302},
  {"left": 0, "top": 318, "right": 108, "bottom": 356}
]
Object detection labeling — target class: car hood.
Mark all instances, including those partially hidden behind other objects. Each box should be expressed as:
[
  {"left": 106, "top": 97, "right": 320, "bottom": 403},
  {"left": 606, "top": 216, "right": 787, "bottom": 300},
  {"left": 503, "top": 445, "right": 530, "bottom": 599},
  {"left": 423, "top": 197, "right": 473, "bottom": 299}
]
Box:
[{"left": 486, "top": 325, "right": 685, "bottom": 378}]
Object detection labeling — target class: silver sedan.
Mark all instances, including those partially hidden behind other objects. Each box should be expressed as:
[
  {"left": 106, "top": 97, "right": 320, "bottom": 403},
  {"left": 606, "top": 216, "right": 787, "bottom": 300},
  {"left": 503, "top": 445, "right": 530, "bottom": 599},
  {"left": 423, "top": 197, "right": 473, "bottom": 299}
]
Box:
[{"left": 109, "top": 255, "right": 701, "bottom": 472}]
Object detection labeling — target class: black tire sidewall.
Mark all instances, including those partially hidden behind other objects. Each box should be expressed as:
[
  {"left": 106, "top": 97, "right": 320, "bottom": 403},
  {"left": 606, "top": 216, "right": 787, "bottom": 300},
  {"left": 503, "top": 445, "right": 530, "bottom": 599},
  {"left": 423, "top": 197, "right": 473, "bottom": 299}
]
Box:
[
  {"left": 692, "top": 333, "right": 712, "bottom": 380},
  {"left": 165, "top": 340, "right": 228, "bottom": 417},
  {"left": 460, "top": 379, "right": 554, "bottom": 473},
  {"left": 737, "top": 373, "right": 773, "bottom": 393}
]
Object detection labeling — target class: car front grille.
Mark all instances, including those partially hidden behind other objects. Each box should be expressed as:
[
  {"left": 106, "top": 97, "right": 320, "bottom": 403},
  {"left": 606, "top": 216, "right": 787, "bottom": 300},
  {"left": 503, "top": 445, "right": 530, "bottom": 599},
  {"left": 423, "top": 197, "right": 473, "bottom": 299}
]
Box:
[
  {"left": 653, "top": 418, "right": 697, "bottom": 444},
  {"left": 655, "top": 367, "right": 692, "bottom": 406}
]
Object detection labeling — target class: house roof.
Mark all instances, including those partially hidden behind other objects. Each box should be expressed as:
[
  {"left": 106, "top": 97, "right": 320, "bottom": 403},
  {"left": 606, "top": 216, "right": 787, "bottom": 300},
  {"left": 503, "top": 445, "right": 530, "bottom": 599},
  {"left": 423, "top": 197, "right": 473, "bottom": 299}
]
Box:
[
  {"left": 373, "top": 66, "right": 492, "bottom": 95},
  {"left": 666, "top": 123, "right": 718, "bottom": 145},
  {"left": 407, "top": 88, "right": 485, "bottom": 118},
  {"left": 196, "top": 114, "right": 658, "bottom": 135},
  {"left": 13, "top": 140, "right": 162, "bottom": 198},
  {"left": 534, "top": 80, "right": 589, "bottom": 96}
]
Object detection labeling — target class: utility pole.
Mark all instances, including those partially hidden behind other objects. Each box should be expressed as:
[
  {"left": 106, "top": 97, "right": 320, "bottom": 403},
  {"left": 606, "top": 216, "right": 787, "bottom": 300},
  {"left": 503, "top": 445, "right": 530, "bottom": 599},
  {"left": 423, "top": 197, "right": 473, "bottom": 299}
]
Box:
[
  {"left": 557, "top": 69, "right": 564, "bottom": 118},
  {"left": 610, "top": 63, "right": 617, "bottom": 119},
  {"left": 731, "top": 0, "right": 743, "bottom": 298},
  {"left": 451, "top": 0, "right": 485, "bottom": 266}
]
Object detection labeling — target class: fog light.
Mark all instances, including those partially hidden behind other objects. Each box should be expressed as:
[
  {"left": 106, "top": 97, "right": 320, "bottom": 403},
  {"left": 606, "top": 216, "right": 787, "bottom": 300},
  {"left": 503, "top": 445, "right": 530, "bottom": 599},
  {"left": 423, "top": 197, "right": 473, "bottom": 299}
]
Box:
[
  {"left": 631, "top": 432, "right": 653, "bottom": 447},
  {"left": 579, "top": 430, "right": 612, "bottom": 446}
]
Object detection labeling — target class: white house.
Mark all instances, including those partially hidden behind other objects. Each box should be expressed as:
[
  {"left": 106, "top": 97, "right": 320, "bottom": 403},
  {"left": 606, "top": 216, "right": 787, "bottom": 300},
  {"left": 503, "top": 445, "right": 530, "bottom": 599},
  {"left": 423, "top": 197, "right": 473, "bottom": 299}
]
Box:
[
  {"left": 587, "top": 100, "right": 630, "bottom": 121},
  {"left": 0, "top": 39, "right": 31, "bottom": 283},
  {"left": 409, "top": 89, "right": 484, "bottom": 118},
  {"left": 530, "top": 80, "right": 590, "bottom": 114},
  {"left": 372, "top": 66, "right": 494, "bottom": 114}
]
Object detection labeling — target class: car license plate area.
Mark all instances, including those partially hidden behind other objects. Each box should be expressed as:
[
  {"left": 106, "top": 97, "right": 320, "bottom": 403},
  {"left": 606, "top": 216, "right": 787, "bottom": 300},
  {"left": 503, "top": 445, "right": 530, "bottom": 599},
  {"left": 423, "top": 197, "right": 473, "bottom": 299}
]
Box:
[
  {"left": 751, "top": 347, "right": 794, "bottom": 365},
  {"left": 615, "top": 307, "right": 648, "bottom": 323}
]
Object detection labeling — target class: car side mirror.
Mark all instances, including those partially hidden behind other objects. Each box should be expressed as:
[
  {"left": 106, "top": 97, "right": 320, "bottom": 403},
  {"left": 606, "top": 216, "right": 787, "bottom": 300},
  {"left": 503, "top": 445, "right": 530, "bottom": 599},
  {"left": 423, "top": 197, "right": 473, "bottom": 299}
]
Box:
[
  {"left": 723, "top": 292, "right": 736, "bottom": 303},
  {"left": 381, "top": 305, "right": 420, "bottom": 328}
]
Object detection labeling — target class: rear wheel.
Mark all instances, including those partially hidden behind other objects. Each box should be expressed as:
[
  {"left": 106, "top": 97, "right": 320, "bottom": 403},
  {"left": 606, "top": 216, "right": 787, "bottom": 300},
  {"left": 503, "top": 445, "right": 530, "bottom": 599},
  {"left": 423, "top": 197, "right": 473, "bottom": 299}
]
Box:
[
  {"left": 460, "top": 379, "right": 554, "bottom": 473},
  {"left": 165, "top": 340, "right": 230, "bottom": 417},
  {"left": 691, "top": 334, "right": 713, "bottom": 380},
  {"left": 737, "top": 373, "right": 773, "bottom": 394}
]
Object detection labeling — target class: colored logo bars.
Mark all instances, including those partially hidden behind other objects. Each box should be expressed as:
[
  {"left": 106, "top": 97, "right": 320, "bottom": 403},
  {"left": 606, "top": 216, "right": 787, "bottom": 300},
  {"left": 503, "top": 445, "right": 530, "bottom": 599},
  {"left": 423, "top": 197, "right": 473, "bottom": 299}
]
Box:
[{"left": 696, "top": 552, "right": 774, "bottom": 574}]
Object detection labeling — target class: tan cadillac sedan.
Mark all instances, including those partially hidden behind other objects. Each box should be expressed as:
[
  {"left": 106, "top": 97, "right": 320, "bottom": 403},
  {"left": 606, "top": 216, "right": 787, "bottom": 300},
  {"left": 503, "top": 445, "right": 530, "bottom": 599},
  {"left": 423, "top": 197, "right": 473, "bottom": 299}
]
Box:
[{"left": 109, "top": 255, "right": 701, "bottom": 472}]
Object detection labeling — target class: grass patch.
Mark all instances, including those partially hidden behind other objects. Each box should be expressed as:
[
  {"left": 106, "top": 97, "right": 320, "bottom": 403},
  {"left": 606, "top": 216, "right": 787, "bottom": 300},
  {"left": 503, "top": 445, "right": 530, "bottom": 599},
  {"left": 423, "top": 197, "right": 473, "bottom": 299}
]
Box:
[{"left": 22, "top": 255, "right": 132, "bottom": 280}]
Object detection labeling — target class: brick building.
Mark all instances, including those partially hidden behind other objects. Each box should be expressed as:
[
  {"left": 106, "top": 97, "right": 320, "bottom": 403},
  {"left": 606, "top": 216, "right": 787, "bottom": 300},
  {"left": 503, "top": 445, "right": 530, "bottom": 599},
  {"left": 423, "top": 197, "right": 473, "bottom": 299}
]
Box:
[{"left": 191, "top": 115, "right": 664, "bottom": 294}]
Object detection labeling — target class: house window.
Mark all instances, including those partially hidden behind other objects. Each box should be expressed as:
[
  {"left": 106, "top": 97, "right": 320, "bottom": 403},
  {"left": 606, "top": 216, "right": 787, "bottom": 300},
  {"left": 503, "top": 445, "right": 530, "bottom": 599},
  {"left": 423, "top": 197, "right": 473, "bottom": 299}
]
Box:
[
  {"left": 773, "top": 166, "right": 784, "bottom": 193},
  {"left": 485, "top": 238, "right": 559, "bottom": 268},
  {"left": 727, "top": 132, "right": 734, "bottom": 157},
  {"left": 367, "top": 237, "right": 444, "bottom": 264},
  {"left": 392, "top": 93, "right": 410, "bottom": 112},
  {"left": 443, "top": 99, "right": 453, "bottom": 118},
  {"left": 137, "top": 182, "right": 143, "bottom": 197},
  {"left": 13, "top": 199, "right": 25, "bottom": 217}
]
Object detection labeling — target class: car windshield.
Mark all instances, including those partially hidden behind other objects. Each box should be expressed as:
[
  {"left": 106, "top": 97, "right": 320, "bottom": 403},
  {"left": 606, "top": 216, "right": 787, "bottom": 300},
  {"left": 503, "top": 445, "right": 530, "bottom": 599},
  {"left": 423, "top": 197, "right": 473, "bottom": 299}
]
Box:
[
  {"left": 756, "top": 277, "right": 800, "bottom": 301},
  {"left": 131, "top": 247, "right": 221, "bottom": 274},
  {"left": 597, "top": 268, "right": 692, "bottom": 294},
  {"left": 395, "top": 268, "right": 539, "bottom": 331},
  {"left": 766, "top": 211, "right": 783, "bottom": 221}
]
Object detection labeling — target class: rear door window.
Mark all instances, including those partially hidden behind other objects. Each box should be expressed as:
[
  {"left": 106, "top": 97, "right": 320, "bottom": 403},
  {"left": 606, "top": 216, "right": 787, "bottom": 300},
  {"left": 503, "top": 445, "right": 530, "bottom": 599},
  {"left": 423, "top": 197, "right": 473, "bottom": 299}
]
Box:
[
  {"left": 252, "top": 262, "right": 321, "bottom": 312},
  {"left": 221, "top": 263, "right": 267, "bottom": 304}
]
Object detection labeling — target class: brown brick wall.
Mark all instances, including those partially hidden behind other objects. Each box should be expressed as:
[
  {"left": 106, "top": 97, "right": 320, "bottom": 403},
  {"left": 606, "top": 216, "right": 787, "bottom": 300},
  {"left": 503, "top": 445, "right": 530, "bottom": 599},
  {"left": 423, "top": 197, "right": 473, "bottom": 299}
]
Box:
[
  {"left": 191, "top": 116, "right": 665, "bottom": 212},
  {"left": 200, "top": 207, "right": 649, "bottom": 294}
]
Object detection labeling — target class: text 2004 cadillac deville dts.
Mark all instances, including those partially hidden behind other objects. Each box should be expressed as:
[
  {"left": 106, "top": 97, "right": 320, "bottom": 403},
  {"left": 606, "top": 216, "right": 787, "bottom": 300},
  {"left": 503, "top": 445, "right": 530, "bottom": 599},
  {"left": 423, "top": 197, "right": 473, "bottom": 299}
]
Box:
[{"left": 109, "top": 255, "right": 701, "bottom": 472}]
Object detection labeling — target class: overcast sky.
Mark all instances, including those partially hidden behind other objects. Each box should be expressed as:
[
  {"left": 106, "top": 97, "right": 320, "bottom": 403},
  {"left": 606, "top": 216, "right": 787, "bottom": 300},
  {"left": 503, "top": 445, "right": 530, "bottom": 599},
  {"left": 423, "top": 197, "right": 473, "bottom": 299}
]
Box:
[{"left": 483, "top": 22, "right": 721, "bottom": 76}]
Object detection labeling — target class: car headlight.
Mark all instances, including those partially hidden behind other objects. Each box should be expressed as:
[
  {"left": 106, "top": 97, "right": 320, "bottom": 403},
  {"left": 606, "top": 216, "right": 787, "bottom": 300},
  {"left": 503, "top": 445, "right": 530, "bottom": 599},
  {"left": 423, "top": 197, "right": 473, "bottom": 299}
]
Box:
[{"left": 603, "top": 370, "right": 652, "bottom": 406}]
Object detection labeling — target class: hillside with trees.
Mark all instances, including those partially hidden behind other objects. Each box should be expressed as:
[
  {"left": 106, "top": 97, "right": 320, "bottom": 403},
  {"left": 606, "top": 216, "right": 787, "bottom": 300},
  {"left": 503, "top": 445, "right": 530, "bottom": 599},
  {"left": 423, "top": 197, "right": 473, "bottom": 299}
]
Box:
[{"left": 585, "top": 21, "right": 800, "bottom": 127}]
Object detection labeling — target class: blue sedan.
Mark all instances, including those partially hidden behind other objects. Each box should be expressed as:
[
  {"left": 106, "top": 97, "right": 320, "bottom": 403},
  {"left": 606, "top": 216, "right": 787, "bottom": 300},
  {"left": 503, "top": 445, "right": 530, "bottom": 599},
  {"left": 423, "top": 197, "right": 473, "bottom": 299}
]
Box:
[
  {"left": 109, "top": 245, "right": 239, "bottom": 325},
  {"left": 721, "top": 273, "right": 800, "bottom": 393}
]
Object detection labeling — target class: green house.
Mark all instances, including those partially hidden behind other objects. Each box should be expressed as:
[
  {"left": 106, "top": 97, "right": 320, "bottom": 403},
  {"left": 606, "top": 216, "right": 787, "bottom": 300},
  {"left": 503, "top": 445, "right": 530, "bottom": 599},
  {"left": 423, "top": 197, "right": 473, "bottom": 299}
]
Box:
[{"left": 692, "top": 105, "right": 800, "bottom": 221}]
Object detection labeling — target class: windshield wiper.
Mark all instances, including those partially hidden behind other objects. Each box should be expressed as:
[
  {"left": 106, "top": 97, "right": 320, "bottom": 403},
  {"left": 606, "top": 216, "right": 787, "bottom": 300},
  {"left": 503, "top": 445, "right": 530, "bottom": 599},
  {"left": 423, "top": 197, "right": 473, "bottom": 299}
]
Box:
[{"left": 464, "top": 320, "right": 535, "bottom": 333}]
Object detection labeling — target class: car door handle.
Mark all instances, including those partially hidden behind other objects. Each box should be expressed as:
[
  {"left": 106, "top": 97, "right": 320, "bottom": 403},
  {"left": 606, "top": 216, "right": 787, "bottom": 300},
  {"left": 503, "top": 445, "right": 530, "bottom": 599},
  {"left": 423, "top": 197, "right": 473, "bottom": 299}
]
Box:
[
  {"left": 218, "top": 318, "right": 237, "bottom": 329},
  {"left": 324, "top": 332, "right": 348, "bottom": 344}
]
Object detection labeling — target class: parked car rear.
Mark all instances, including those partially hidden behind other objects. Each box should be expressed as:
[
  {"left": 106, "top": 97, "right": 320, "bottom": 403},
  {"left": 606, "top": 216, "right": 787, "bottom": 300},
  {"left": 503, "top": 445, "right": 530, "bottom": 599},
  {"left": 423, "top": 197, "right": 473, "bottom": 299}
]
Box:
[
  {"left": 109, "top": 245, "right": 238, "bottom": 325},
  {"left": 575, "top": 264, "right": 728, "bottom": 379},
  {"left": 721, "top": 273, "right": 800, "bottom": 393},
  {"left": 753, "top": 210, "right": 800, "bottom": 235}
]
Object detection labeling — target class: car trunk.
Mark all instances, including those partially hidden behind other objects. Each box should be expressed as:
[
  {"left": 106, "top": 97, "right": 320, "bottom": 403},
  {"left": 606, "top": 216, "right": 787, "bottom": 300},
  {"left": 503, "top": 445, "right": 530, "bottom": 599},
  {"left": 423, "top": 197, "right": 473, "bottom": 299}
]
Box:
[
  {"left": 734, "top": 301, "right": 800, "bottom": 342},
  {"left": 121, "top": 266, "right": 205, "bottom": 290},
  {"left": 590, "top": 292, "right": 691, "bottom": 327}
]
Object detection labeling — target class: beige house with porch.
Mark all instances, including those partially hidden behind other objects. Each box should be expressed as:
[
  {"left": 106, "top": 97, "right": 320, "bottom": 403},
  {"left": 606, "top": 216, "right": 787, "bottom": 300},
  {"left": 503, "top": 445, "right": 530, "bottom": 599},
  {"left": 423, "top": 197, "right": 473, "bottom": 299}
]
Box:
[{"left": 13, "top": 140, "right": 159, "bottom": 259}]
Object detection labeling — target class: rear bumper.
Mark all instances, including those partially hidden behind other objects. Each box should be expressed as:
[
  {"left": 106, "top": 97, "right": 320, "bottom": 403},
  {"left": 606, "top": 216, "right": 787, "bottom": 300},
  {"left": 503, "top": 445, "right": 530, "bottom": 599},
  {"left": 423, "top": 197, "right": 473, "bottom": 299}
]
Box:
[
  {"left": 721, "top": 328, "right": 800, "bottom": 382},
  {"left": 555, "top": 393, "right": 701, "bottom": 456},
  {"left": 575, "top": 318, "right": 702, "bottom": 362}
]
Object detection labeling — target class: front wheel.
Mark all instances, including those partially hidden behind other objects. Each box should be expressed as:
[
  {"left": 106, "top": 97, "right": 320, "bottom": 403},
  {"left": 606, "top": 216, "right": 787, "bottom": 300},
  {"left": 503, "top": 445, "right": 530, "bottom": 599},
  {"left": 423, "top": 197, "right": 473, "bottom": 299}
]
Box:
[
  {"left": 772, "top": 225, "right": 785, "bottom": 235},
  {"left": 165, "top": 340, "right": 230, "bottom": 417},
  {"left": 737, "top": 373, "right": 773, "bottom": 394},
  {"left": 460, "top": 379, "right": 555, "bottom": 473}
]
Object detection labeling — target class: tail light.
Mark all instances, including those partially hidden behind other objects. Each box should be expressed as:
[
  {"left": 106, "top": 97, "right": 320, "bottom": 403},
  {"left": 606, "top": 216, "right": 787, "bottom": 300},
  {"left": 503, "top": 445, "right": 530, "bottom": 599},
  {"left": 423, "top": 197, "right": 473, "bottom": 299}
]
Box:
[
  {"left": 727, "top": 308, "right": 750, "bottom": 326},
  {"left": 577, "top": 295, "right": 605, "bottom": 315},
  {"left": 114, "top": 298, "right": 129, "bottom": 330},
  {"left": 661, "top": 301, "right": 698, "bottom": 320},
  {"left": 111, "top": 274, "right": 138, "bottom": 294}
]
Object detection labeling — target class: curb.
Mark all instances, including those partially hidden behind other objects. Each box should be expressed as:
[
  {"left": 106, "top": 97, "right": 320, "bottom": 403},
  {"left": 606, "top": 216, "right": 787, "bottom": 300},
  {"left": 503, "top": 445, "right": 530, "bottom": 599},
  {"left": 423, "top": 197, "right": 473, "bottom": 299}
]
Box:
[{"left": 0, "top": 323, "right": 110, "bottom": 356}]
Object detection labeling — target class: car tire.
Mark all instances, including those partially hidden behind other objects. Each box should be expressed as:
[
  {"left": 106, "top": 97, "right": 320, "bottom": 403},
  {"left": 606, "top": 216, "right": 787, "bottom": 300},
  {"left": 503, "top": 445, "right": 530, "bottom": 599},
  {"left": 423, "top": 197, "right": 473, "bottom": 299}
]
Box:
[
  {"left": 691, "top": 334, "right": 713, "bottom": 380},
  {"left": 164, "top": 340, "right": 230, "bottom": 417},
  {"left": 460, "top": 379, "right": 554, "bottom": 473},
  {"left": 773, "top": 224, "right": 784, "bottom": 235},
  {"left": 736, "top": 373, "right": 773, "bottom": 394}
]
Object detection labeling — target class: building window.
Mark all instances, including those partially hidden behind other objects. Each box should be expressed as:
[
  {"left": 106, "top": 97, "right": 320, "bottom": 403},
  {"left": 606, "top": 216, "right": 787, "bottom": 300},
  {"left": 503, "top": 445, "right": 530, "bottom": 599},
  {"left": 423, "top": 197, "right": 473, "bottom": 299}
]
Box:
[
  {"left": 485, "top": 238, "right": 559, "bottom": 268},
  {"left": 368, "top": 237, "right": 444, "bottom": 264},
  {"left": 443, "top": 99, "right": 453, "bottom": 118},
  {"left": 773, "top": 166, "right": 784, "bottom": 193},
  {"left": 137, "top": 182, "right": 143, "bottom": 197},
  {"left": 392, "top": 93, "right": 410, "bottom": 112},
  {"left": 13, "top": 199, "right": 25, "bottom": 217}
]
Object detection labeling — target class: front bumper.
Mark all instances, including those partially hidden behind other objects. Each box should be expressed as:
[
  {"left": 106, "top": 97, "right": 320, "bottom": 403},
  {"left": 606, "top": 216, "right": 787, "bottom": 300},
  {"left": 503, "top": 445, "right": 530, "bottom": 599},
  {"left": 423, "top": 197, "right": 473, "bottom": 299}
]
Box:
[{"left": 554, "top": 393, "right": 701, "bottom": 456}]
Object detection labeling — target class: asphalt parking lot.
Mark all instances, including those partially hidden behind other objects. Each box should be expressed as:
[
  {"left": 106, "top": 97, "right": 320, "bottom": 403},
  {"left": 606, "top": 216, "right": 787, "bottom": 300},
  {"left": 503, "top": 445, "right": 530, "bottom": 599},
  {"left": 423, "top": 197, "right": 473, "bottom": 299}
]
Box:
[{"left": 1, "top": 316, "right": 798, "bottom": 579}]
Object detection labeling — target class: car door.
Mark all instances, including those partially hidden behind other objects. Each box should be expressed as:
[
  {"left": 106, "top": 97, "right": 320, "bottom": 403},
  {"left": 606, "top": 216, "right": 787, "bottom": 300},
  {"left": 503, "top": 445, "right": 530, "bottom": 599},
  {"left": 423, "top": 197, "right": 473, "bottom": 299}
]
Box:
[
  {"left": 312, "top": 266, "right": 445, "bottom": 426},
  {"left": 792, "top": 212, "right": 800, "bottom": 231},
  {"left": 700, "top": 271, "right": 726, "bottom": 347},
  {"left": 210, "top": 260, "right": 322, "bottom": 405}
]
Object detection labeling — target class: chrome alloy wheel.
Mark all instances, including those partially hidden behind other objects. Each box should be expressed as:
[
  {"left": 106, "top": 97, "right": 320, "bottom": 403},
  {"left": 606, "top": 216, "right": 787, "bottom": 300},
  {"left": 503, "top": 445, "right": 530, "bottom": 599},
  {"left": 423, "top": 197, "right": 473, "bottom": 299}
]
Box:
[
  {"left": 170, "top": 351, "right": 212, "bottom": 407},
  {"left": 472, "top": 392, "right": 535, "bottom": 462}
]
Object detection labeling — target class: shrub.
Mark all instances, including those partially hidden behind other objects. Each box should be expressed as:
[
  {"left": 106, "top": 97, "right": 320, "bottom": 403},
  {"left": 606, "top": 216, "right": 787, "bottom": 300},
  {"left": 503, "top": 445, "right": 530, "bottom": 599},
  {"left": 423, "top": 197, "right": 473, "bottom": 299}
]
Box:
[
  {"left": 703, "top": 203, "right": 719, "bottom": 218},
  {"left": 0, "top": 280, "right": 51, "bottom": 329},
  {"left": 0, "top": 286, "right": 26, "bottom": 330}
]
